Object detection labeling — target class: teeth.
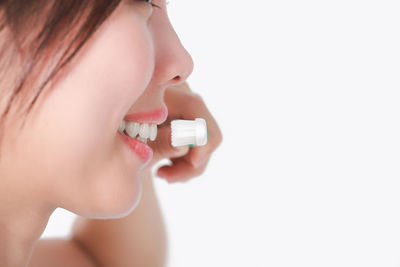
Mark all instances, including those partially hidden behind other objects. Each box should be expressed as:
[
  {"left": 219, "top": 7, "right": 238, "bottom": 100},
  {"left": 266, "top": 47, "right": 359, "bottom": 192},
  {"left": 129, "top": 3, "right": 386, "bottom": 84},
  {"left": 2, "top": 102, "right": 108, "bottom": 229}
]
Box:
[
  {"left": 120, "top": 120, "right": 158, "bottom": 142},
  {"left": 126, "top": 122, "right": 140, "bottom": 138},
  {"left": 139, "top": 123, "right": 150, "bottom": 139},
  {"left": 119, "top": 120, "right": 126, "bottom": 133},
  {"left": 149, "top": 124, "right": 157, "bottom": 141}
]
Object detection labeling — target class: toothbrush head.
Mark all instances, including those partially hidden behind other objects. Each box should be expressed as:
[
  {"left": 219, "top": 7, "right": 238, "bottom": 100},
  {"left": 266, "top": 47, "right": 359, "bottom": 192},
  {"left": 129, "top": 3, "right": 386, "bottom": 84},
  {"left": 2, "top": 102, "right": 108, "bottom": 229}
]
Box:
[{"left": 171, "top": 118, "right": 208, "bottom": 147}]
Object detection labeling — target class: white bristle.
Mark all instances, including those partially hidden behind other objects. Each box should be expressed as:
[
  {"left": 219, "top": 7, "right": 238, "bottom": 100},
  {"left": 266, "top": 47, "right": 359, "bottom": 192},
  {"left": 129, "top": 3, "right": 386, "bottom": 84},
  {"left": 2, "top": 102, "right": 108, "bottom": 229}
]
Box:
[{"left": 171, "top": 118, "right": 207, "bottom": 147}]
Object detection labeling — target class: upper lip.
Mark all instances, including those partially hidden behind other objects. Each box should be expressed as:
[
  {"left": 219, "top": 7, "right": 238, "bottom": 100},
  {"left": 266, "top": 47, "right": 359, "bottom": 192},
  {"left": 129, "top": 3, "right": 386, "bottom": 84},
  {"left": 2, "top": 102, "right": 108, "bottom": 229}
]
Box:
[{"left": 123, "top": 105, "right": 168, "bottom": 125}]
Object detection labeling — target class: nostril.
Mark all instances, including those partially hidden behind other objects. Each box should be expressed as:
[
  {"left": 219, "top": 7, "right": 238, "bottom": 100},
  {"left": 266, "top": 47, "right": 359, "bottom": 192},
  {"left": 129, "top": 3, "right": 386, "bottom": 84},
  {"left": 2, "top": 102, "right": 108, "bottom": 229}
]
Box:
[{"left": 173, "top": 75, "right": 181, "bottom": 81}]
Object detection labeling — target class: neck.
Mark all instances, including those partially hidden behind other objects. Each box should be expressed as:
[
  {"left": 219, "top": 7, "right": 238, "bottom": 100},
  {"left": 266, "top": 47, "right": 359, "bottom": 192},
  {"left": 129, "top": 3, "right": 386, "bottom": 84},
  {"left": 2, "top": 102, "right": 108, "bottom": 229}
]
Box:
[{"left": 0, "top": 186, "right": 55, "bottom": 266}]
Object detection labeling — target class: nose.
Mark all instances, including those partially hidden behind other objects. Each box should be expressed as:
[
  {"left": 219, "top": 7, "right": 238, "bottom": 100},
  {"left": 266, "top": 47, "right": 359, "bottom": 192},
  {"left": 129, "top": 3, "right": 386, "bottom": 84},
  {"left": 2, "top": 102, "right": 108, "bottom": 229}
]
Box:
[{"left": 151, "top": 14, "right": 194, "bottom": 87}]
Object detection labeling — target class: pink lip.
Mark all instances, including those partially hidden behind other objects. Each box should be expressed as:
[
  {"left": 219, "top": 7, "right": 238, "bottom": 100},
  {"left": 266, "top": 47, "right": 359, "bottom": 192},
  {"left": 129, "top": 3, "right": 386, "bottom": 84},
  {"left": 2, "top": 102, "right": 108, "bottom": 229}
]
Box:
[
  {"left": 124, "top": 105, "right": 168, "bottom": 125},
  {"left": 118, "top": 131, "right": 153, "bottom": 164}
]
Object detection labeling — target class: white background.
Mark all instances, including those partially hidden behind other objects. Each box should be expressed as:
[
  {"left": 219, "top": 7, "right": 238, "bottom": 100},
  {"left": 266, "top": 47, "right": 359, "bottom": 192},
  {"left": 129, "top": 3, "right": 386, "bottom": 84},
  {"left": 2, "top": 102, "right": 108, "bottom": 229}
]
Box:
[{"left": 41, "top": 0, "right": 400, "bottom": 266}]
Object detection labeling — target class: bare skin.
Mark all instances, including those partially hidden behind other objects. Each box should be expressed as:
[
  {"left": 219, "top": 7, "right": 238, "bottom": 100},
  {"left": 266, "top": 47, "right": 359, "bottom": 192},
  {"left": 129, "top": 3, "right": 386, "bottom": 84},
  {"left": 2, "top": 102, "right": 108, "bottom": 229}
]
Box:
[{"left": 0, "top": 1, "right": 222, "bottom": 266}]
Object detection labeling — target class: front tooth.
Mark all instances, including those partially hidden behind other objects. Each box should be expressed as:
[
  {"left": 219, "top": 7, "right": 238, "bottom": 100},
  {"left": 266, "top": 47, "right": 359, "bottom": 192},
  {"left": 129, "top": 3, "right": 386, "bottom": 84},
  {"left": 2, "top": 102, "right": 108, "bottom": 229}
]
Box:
[
  {"left": 126, "top": 122, "right": 140, "bottom": 138},
  {"left": 137, "top": 137, "right": 147, "bottom": 144},
  {"left": 139, "top": 123, "right": 150, "bottom": 139},
  {"left": 149, "top": 124, "right": 157, "bottom": 141},
  {"left": 119, "top": 120, "right": 126, "bottom": 133}
]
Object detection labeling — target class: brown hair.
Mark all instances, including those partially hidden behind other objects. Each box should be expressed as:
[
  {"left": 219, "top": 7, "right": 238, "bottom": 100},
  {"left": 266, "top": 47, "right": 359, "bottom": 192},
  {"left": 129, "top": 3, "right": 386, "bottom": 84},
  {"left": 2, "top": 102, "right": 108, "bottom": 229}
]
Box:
[{"left": 0, "top": 0, "right": 122, "bottom": 156}]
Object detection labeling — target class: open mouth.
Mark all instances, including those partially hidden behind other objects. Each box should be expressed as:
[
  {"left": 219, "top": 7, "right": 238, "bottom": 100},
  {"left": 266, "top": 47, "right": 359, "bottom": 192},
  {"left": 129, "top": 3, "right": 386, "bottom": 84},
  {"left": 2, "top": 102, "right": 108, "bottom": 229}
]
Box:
[{"left": 117, "top": 106, "right": 168, "bottom": 163}]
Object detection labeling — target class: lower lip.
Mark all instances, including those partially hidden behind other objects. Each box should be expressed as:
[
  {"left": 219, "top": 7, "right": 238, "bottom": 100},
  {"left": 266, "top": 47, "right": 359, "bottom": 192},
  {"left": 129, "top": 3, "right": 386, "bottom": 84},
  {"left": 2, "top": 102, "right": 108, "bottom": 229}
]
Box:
[{"left": 118, "top": 131, "right": 153, "bottom": 164}]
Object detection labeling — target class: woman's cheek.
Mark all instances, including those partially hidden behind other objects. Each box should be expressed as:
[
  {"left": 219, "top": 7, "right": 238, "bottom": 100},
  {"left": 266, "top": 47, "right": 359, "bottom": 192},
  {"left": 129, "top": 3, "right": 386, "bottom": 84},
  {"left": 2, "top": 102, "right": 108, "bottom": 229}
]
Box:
[{"left": 82, "top": 10, "right": 155, "bottom": 103}]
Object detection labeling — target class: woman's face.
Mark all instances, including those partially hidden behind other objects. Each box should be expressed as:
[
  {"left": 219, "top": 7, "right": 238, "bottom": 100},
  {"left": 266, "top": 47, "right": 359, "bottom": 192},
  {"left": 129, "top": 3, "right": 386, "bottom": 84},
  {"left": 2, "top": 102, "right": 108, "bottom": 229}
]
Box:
[{"left": 0, "top": 0, "right": 193, "bottom": 218}]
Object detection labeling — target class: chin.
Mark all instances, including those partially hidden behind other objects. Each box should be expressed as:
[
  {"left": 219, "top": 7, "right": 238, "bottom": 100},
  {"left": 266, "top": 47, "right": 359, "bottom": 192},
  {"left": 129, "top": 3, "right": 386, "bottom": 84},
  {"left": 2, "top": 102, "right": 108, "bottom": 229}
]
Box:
[{"left": 77, "top": 177, "right": 144, "bottom": 219}]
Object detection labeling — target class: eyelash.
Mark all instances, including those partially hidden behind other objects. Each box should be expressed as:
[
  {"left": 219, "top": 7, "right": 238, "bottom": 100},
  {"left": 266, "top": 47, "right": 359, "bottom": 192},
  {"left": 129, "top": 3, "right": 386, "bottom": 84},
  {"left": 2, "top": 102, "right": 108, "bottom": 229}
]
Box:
[{"left": 140, "top": 0, "right": 161, "bottom": 9}]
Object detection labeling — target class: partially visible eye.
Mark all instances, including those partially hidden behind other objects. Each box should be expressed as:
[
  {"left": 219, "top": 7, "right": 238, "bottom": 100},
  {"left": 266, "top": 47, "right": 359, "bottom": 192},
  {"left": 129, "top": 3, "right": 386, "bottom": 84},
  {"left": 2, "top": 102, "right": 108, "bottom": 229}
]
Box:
[{"left": 137, "top": 0, "right": 161, "bottom": 9}]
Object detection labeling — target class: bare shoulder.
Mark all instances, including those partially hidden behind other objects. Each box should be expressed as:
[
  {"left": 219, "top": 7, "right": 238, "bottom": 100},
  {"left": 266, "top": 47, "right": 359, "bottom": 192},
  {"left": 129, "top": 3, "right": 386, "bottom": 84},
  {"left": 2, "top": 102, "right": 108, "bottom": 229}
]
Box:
[{"left": 28, "top": 238, "right": 99, "bottom": 267}]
